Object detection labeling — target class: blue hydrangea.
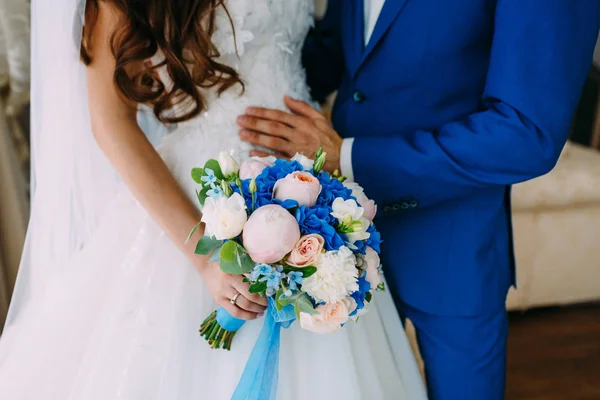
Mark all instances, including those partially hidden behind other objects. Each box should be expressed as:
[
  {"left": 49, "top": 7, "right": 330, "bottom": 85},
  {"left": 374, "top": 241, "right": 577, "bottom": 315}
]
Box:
[
  {"left": 254, "top": 159, "right": 304, "bottom": 207},
  {"left": 366, "top": 225, "right": 382, "bottom": 253},
  {"left": 350, "top": 275, "right": 372, "bottom": 315},
  {"left": 295, "top": 205, "right": 347, "bottom": 251},
  {"left": 315, "top": 172, "right": 354, "bottom": 206}
]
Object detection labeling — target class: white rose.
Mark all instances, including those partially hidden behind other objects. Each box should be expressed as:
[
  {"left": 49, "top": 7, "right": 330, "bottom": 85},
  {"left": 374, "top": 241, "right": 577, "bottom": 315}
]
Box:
[
  {"left": 346, "top": 217, "right": 371, "bottom": 244},
  {"left": 291, "top": 153, "right": 315, "bottom": 171},
  {"left": 218, "top": 151, "right": 240, "bottom": 177},
  {"left": 343, "top": 181, "right": 377, "bottom": 221},
  {"left": 364, "top": 246, "right": 382, "bottom": 288},
  {"left": 330, "top": 198, "right": 364, "bottom": 226},
  {"left": 201, "top": 192, "right": 247, "bottom": 240},
  {"left": 302, "top": 246, "right": 359, "bottom": 303}
]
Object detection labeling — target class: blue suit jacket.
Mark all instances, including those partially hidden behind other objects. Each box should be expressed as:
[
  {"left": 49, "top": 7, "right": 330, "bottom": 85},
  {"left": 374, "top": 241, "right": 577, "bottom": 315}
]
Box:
[{"left": 303, "top": 0, "right": 599, "bottom": 316}]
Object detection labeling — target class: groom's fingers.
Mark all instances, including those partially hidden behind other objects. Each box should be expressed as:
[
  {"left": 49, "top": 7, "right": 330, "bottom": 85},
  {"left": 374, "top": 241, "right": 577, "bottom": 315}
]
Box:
[
  {"left": 239, "top": 129, "right": 292, "bottom": 156},
  {"left": 245, "top": 107, "right": 301, "bottom": 128},
  {"left": 237, "top": 115, "right": 293, "bottom": 140},
  {"left": 284, "top": 96, "right": 326, "bottom": 120}
]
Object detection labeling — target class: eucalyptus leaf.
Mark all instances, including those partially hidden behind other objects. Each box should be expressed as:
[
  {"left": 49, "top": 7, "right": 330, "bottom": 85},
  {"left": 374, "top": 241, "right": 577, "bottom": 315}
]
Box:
[
  {"left": 195, "top": 236, "right": 223, "bottom": 255},
  {"left": 191, "top": 168, "right": 204, "bottom": 184},
  {"left": 248, "top": 281, "right": 267, "bottom": 294},
  {"left": 219, "top": 241, "right": 255, "bottom": 275},
  {"left": 204, "top": 159, "right": 224, "bottom": 179},
  {"left": 185, "top": 221, "right": 202, "bottom": 244},
  {"left": 197, "top": 186, "right": 210, "bottom": 206},
  {"left": 208, "top": 246, "right": 222, "bottom": 262},
  {"left": 283, "top": 265, "right": 317, "bottom": 279},
  {"left": 295, "top": 293, "right": 318, "bottom": 315}
]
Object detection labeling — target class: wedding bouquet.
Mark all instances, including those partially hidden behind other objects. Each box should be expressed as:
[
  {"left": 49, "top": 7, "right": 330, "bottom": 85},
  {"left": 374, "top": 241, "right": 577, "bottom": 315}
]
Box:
[{"left": 190, "top": 148, "right": 384, "bottom": 351}]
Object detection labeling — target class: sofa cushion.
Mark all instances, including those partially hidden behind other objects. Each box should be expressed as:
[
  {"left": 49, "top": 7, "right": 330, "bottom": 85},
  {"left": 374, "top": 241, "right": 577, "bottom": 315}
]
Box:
[{"left": 512, "top": 142, "right": 600, "bottom": 211}]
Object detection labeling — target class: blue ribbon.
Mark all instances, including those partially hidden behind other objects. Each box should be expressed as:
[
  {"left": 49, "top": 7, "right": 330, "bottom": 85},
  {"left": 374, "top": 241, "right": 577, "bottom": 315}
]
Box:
[
  {"left": 231, "top": 298, "right": 296, "bottom": 400},
  {"left": 216, "top": 307, "right": 246, "bottom": 332}
]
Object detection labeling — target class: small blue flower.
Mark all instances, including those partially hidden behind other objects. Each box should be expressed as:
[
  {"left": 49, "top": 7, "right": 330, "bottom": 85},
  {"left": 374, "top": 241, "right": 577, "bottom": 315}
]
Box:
[
  {"left": 260, "top": 270, "right": 282, "bottom": 292},
  {"left": 287, "top": 271, "right": 304, "bottom": 292},
  {"left": 250, "top": 264, "right": 272, "bottom": 281},
  {"left": 207, "top": 186, "right": 224, "bottom": 199},
  {"left": 201, "top": 168, "right": 217, "bottom": 187},
  {"left": 315, "top": 172, "right": 354, "bottom": 206}
]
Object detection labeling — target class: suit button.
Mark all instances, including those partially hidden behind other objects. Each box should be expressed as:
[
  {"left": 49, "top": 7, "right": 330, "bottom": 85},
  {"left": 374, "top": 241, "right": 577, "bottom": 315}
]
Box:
[
  {"left": 352, "top": 90, "right": 365, "bottom": 103},
  {"left": 409, "top": 200, "right": 419, "bottom": 208},
  {"left": 383, "top": 206, "right": 393, "bottom": 213}
]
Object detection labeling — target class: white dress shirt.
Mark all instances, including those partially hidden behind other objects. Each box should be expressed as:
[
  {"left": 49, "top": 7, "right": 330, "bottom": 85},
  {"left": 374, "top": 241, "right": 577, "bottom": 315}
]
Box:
[{"left": 340, "top": 0, "right": 385, "bottom": 181}]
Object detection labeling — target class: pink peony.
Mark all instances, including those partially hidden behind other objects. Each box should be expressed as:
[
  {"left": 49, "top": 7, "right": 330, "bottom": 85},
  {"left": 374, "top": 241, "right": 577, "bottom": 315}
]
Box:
[
  {"left": 273, "top": 171, "right": 322, "bottom": 208},
  {"left": 343, "top": 181, "right": 377, "bottom": 221},
  {"left": 299, "top": 300, "right": 353, "bottom": 334},
  {"left": 242, "top": 204, "right": 300, "bottom": 263},
  {"left": 286, "top": 234, "right": 325, "bottom": 267},
  {"left": 239, "top": 156, "right": 275, "bottom": 180}
]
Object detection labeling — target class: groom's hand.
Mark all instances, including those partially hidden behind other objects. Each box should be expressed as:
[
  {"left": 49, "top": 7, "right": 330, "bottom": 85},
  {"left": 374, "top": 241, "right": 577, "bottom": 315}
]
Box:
[{"left": 237, "top": 96, "right": 343, "bottom": 173}]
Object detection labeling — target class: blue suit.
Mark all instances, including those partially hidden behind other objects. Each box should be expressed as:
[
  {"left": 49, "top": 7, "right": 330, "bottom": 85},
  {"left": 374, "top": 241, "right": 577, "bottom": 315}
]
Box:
[{"left": 303, "top": 0, "right": 599, "bottom": 398}]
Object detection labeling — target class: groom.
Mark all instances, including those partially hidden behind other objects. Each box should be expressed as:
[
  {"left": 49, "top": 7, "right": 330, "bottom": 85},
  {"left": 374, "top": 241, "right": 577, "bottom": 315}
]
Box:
[{"left": 238, "top": 1, "right": 600, "bottom": 398}]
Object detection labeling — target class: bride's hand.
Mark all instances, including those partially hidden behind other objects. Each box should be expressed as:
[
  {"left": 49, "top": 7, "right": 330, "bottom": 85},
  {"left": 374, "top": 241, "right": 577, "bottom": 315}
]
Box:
[{"left": 198, "top": 262, "right": 269, "bottom": 320}]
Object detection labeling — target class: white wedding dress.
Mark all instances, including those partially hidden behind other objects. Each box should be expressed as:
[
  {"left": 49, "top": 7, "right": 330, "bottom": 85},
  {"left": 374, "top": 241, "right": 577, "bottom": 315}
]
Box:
[{"left": 0, "top": 1, "right": 427, "bottom": 399}]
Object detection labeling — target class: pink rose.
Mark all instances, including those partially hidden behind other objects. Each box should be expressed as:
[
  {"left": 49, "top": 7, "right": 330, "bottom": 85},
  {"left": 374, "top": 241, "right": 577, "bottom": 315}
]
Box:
[
  {"left": 364, "top": 246, "right": 382, "bottom": 288},
  {"left": 343, "top": 181, "right": 377, "bottom": 221},
  {"left": 242, "top": 204, "right": 300, "bottom": 263},
  {"left": 239, "top": 156, "right": 275, "bottom": 180},
  {"left": 287, "top": 234, "right": 325, "bottom": 267},
  {"left": 273, "top": 171, "right": 322, "bottom": 207},
  {"left": 299, "top": 300, "right": 352, "bottom": 334}
]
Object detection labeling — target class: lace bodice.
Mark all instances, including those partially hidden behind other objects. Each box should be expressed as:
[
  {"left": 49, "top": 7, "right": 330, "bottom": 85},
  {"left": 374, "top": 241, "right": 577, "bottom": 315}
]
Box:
[{"left": 157, "top": 0, "right": 315, "bottom": 195}]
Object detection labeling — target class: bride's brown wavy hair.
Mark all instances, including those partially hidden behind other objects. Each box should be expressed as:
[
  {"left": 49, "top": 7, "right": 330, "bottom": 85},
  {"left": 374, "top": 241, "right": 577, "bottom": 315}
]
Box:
[{"left": 81, "top": 0, "right": 243, "bottom": 123}]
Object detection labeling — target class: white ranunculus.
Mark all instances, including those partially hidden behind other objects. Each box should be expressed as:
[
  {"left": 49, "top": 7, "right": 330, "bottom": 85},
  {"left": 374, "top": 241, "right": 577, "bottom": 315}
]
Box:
[
  {"left": 291, "top": 153, "right": 315, "bottom": 171},
  {"left": 330, "top": 198, "right": 364, "bottom": 225},
  {"left": 218, "top": 151, "right": 240, "bottom": 177},
  {"left": 201, "top": 192, "right": 247, "bottom": 240},
  {"left": 302, "top": 246, "right": 359, "bottom": 303},
  {"left": 346, "top": 217, "right": 371, "bottom": 244}
]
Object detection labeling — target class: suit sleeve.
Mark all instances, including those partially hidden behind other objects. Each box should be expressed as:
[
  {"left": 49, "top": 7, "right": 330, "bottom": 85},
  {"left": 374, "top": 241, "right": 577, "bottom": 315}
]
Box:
[
  {"left": 353, "top": 0, "right": 600, "bottom": 209},
  {"left": 302, "top": 0, "right": 346, "bottom": 103}
]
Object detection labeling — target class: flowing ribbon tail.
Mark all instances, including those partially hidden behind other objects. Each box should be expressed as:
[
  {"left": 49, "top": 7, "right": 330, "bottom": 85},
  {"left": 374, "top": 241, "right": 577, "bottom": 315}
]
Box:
[{"left": 231, "top": 301, "right": 295, "bottom": 400}]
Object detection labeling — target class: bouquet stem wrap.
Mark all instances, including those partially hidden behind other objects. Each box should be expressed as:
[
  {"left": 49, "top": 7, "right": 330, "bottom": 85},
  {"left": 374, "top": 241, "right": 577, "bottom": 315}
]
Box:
[{"left": 231, "top": 298, "right": 296, "bottom": 400}]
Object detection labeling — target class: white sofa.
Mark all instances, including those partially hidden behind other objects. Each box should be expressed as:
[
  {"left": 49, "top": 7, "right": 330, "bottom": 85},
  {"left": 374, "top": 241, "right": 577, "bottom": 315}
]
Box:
[{"left": 507, "top": 141, "right": 600, "bottom": 310}]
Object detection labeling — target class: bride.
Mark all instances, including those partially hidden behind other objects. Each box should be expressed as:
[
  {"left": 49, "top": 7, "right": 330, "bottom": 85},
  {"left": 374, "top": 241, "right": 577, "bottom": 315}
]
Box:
[{"left": 0, "top": 0, "right": 427, "bottom": 399}]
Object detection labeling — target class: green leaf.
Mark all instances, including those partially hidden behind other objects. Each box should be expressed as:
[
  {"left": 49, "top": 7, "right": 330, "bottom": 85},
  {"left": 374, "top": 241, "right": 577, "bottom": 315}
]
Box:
[
  {"left": 274, "top": 289, "right": 285, "bottom": 311},
  {"left": 196, "top": 186, "right": 210, "bottom": 206},
  {"left": 208, "top": 246, "right": 222, "bottom": 262},
  {"left": 365, "top": 292, "right": 373, "bottom": 303},
  {"left": 195, "top": 236, "right": 224, "bottom": 255},
  {"left": 204, "top": 159, "right": 224, "bottom": 180},
  {"left": 277, "top": 292, "right": 299, "bottom": 307},
  {"left": 191, "top": 168, "right": 204, "bottom": 184},
  {"left": 219, "top": 241, "right": 255, "bottom": 275},
  {"left": 295, "top": 293, "right": 318, "bottom": 315},
  {"left": 185, "top": 221, "right": 202, "bottom": 244},
  {"left": 283, "top": 265, "right": 317, "bottom": 279},
  {"left": 248, "top": 281, "right": 267, "bottom": 294}
]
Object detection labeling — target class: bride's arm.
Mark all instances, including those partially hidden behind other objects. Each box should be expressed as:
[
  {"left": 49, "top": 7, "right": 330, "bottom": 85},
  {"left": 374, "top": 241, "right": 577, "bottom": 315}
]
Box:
[{"left": 85, "top": 3, "right": 266, "bottom": 318}]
